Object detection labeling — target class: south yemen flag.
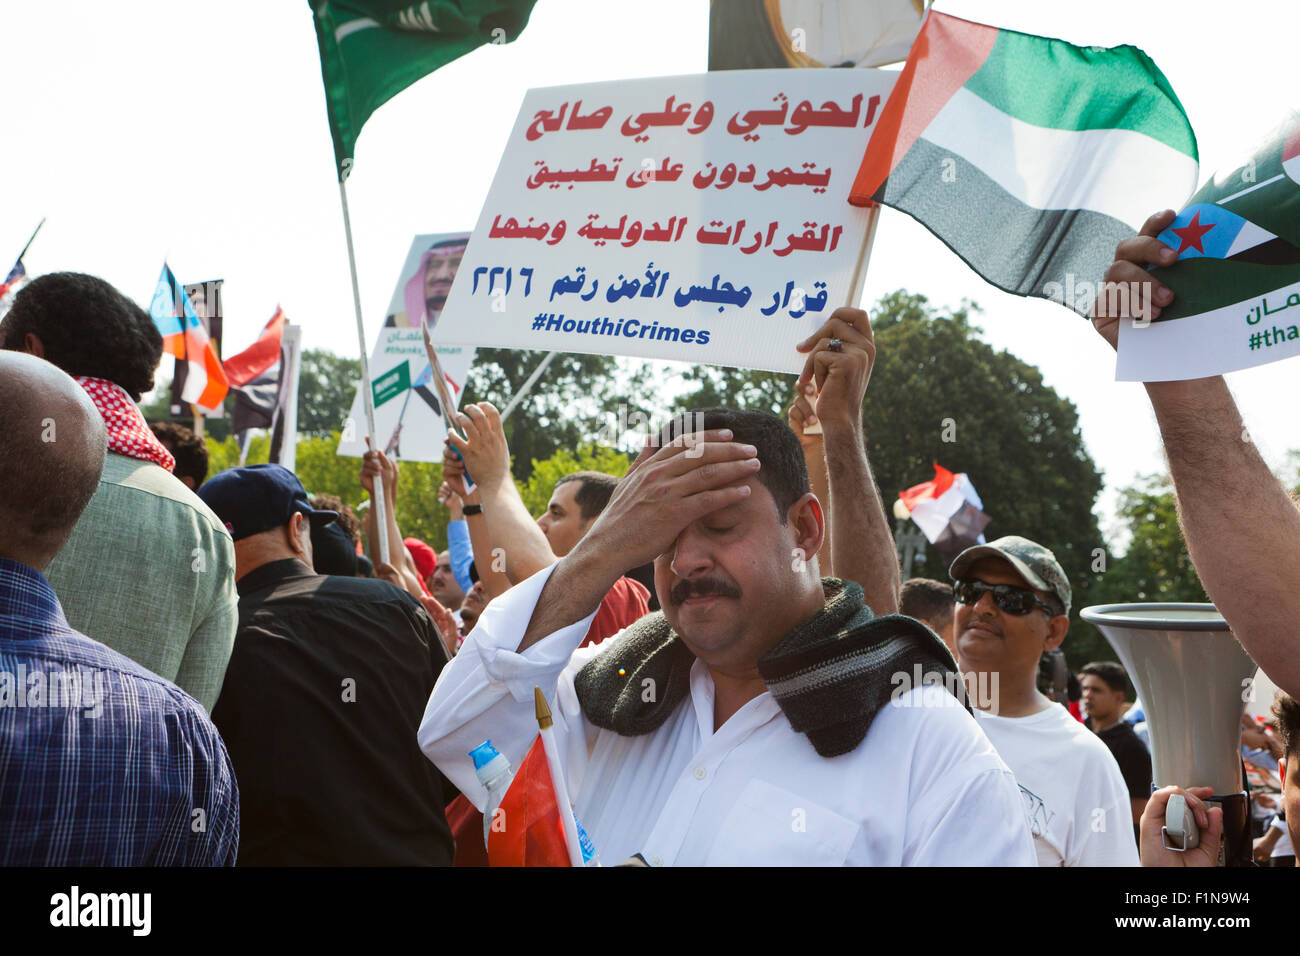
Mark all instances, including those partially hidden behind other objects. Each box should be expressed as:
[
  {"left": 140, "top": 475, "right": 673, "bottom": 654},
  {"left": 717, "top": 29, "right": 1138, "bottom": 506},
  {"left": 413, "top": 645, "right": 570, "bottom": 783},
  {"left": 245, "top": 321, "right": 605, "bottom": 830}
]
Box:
[
  {"left": 1116, "top": 113, "right": 1300, "bottom": 381},
  {"left": 148, "top": 263, "right": 229, "bottom": 412},
  {"left": 850, "top": 11, "right": 1198, "bottom": 316}
]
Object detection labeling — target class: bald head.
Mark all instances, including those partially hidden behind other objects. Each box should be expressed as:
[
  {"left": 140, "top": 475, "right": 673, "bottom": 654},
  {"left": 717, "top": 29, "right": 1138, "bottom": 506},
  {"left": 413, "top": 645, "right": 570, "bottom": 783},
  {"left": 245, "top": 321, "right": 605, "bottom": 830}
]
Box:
[{"left": 0, "top": 352, "right": 107, "bottom": 569}]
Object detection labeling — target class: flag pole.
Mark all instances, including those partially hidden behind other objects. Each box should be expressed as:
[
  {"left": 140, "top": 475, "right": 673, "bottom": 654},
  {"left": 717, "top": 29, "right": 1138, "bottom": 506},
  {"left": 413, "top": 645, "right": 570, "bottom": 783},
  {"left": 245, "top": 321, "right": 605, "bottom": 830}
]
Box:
[
  {"left": 499, "top": 351, "right": 557, "bottom": 424},
  {"left": 15, "top": 218, "right": 46, "bottom": 261},
  {"left": 534, "top": 686, "right": 585, "bottom": 867},
  {"left": 338, "top": 175, "right": 390, "bottom": 562}
]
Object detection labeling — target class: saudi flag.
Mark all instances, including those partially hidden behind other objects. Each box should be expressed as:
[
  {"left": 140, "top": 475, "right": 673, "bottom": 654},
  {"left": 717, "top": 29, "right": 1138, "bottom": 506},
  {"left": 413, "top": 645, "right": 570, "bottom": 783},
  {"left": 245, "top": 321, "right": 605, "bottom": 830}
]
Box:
[
  {"left": 310, "top": 0, "right": 537, "bottom": 177},
  {"left": 849, "top": 11, "right": 1198, "bottom": 316},
  {"left": 1116, "top": 113, "right": 1300, "bottom": 380}
]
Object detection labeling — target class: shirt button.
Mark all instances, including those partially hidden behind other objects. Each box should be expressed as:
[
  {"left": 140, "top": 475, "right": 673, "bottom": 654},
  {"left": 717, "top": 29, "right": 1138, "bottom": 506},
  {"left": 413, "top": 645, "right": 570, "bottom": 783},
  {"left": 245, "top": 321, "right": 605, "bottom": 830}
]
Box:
[
  {"left": 693, "top": 766, "right": 707, "bottom": 780},
  {"left": 650, "top": 855, "right": 663, "bottom": 866}
]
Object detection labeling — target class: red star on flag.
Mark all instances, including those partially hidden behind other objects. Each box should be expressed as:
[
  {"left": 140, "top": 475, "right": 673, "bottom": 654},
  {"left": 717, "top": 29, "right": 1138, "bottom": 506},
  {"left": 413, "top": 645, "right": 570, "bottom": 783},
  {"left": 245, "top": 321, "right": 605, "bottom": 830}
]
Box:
[{"left": 1170, "top": 211, "right": 1214, "bottom": 254}]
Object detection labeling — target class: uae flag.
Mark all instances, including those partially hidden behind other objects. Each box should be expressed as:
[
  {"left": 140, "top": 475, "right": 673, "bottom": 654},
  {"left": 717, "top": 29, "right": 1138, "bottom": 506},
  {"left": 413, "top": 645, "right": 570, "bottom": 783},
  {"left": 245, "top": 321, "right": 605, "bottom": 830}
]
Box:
[
  {"left": 223, "top": 308, "right": 287, "bottom": 436},
  {"left": 1116, "top": 114, "right": 1300, "bottom": 380},
  {"left": 850, "top": 11, "right": 1198, "bottom": 316},
  {"left": 896, "top": 464, "right": 991, "bottom": 566}
]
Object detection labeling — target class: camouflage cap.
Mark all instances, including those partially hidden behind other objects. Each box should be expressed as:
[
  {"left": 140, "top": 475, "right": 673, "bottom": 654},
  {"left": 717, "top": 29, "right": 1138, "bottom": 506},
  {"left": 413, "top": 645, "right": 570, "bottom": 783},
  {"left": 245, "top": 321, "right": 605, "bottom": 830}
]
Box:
[{"left": 948, "top": 535, "right": 1071, "bottom": 617}]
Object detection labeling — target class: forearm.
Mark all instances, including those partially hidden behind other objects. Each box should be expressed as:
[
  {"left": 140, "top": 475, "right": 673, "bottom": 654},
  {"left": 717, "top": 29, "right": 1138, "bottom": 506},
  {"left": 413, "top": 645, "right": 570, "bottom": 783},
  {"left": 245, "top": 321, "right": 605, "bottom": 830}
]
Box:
[
  {"left": 803, "top": 443, "right": 833, "bottom": 573},
  {"left": 1146, "top": 375, "right": 1300, "bottom": 696},
  {"left": 465, "top": 512, "right": 514, "bottom": 598},
  {"left": 446, "top": 519, "right": 476, "bottom": 593},
  {"left": 477, "top": 477, "right": 558, "bottom": 585},
  {"left": 519, "top": 535, "right": 620, "bottom": 651},
  {"left": 365, "top": 492, "right": 423, "bottom": 599},
  {"left": 823, "top": 420, "right": 900, "bottom": 614}
]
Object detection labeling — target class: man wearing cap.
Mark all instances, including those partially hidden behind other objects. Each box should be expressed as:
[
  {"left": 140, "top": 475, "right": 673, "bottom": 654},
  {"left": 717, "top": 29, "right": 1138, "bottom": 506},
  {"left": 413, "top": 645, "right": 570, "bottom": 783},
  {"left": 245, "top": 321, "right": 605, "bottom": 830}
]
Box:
[
  {"left": 198, "top": 464, "right": 455, "bottom": 865},
  {"left": 950, "top": 535, "right": 1139, "bottom": 866}
]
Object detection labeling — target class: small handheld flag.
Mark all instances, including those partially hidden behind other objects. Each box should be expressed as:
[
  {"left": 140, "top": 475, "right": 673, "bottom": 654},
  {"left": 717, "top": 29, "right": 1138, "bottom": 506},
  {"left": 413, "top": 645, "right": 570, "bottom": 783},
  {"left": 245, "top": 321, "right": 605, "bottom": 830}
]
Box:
[
  {"left": 897, "top": 464, "right": 990, "bottom": 566},
  {"left": 148, "top": 264, "right": 228, "bottom": 412}
]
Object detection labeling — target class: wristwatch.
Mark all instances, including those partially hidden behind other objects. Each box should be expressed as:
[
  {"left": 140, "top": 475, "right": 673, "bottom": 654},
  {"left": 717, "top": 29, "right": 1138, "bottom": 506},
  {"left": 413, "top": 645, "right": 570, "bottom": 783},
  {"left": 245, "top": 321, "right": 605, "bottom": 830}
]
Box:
[{"left": 462, "top": 504, "right": 484, "bottom": 516}]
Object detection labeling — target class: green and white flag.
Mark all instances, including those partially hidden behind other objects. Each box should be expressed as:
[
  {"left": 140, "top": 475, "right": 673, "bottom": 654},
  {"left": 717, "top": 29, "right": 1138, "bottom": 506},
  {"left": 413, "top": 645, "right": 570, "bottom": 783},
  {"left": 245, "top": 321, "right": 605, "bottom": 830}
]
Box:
[
  {"left": 309, "top": 0, "right": 538, "bottom": 177},
  {"left": 1117, "top": 113, "right": 1300, "bottom": 380},
  {"left": 850, "top": 12, "right": 1199, "bottom": 317}
]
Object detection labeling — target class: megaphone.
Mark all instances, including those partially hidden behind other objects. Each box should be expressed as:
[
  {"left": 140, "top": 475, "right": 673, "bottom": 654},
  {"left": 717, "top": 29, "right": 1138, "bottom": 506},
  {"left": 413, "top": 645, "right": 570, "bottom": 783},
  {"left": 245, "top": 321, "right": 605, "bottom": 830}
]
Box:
[{"left": 1080, "top": 603, "right": 1257, "bottom": 866}]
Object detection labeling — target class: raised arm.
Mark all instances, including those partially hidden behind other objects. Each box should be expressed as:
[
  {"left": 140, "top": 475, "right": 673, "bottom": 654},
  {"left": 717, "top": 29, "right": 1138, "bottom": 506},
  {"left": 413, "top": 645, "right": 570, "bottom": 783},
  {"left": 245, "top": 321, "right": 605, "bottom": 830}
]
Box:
[
  {"left": 361, "top": 447, "right": 425, "bottom": 599},
  {"left": 442, "top": 473, "right": 512, "bottom": 598},
  {"left": 444, "top": 402, "right": 556, "bottom": 586},
  {"left": 792, "top": 307, "right": 900, "bottom": 615},
  {"left": 1094, "top": 211, "right": 1300, "bottom": 697}
]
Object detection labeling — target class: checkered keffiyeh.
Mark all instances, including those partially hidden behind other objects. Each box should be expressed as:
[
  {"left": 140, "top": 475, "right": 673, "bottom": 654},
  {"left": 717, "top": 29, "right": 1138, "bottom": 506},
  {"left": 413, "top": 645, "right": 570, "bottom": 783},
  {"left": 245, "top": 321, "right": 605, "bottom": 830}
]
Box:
[{"left": 75, "top": 376, "right": 175, "bottom": 472}]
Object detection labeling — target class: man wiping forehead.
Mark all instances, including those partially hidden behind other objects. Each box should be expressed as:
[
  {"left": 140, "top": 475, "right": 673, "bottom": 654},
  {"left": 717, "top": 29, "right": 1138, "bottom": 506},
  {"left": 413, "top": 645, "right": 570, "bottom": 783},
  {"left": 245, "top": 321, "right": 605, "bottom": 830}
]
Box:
[{"left": 419, "top": 309, "right": 1034, "bottom": 866}]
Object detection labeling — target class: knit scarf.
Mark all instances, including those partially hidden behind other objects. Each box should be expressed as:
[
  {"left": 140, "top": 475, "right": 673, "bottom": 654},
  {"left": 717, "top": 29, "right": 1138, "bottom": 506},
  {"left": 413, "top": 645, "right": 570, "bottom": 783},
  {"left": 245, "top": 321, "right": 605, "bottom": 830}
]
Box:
[
  {"left": 75, "top": 376, "right": 176, "bottom": 472},
  {"left": 573, "top": 578, "right": 968, "bottom": 758}
]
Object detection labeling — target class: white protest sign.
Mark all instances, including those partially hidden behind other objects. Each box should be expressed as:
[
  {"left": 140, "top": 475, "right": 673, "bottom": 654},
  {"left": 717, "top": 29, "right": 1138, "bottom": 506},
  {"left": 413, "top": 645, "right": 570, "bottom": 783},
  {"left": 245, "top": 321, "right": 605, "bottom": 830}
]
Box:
[
  {"left": 436, "top": 69, "right": 897, "bottom": 374},
  {"left": 336, "top": 233, "right": 476, "bottom": 461},
  {"left": 1116, "top": 278, "right": 1300, "bottom": 381}
]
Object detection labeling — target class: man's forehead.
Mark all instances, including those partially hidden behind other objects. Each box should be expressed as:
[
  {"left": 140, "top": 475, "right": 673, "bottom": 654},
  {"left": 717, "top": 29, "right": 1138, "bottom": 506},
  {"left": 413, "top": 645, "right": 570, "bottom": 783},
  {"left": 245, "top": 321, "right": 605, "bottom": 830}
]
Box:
[
  {"left": 549, "top": 481, "right": 580, "bottom": 509},
  {"left": 966, "top": 556, "right": 1030, "bottom": 585}
]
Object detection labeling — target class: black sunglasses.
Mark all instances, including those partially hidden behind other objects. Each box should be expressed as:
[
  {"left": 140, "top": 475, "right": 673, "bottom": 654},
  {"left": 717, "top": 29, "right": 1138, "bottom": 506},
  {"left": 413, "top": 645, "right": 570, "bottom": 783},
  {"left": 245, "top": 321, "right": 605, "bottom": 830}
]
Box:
[{"left": 953, "top": 579, "right": 1061, "bottom": 617}]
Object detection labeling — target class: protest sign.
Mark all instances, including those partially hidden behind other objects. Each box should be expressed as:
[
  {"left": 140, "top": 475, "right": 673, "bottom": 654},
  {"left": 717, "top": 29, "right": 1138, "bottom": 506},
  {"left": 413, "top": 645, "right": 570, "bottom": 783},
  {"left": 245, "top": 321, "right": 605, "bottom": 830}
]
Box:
[
  {"left": 336, "top": 233, "right": 475, "bottom": 461},
  {"left": 435, "top": 68, "right": 897, "bottom": 374},
  {"left": 1116, "top": 115, "right": 1300, "bottom": 380}
]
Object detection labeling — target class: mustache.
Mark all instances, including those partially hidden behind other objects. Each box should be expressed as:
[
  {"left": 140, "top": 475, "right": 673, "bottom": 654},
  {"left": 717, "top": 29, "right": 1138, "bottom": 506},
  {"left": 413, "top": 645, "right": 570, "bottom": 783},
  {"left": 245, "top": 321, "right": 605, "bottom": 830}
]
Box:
[{"left": 669, "top": 577, "right": 742, "bottom": 605}]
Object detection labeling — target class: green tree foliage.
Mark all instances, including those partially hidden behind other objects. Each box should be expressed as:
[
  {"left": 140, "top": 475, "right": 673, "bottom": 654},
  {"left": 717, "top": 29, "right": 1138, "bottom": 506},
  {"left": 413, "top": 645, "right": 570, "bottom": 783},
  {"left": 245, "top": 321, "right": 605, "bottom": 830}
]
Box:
[
  {"left": 462, "top": 348, "right": 651, "bottom": 480},
  {"left": 1093, "top": 474, "right": 1207, "bottom": 606},
  {"left": 677, "top": 290, "right": 1108, "bottom": 667},
  {"left": 205, "top": 431, "right": 451, "bottom": 549},
  {"left": 517, "top": 444, "right": 633, "bottom": 517},
  {"left": 297, "top": 350, "right": 362, "bottom": 438}
]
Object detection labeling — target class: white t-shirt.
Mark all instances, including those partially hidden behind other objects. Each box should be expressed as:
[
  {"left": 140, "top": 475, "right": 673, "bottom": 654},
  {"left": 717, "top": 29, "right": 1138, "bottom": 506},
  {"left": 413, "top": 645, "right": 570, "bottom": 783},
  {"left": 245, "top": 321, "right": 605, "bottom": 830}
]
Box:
[{"left": 975, "top": 703, "right": 1140, "bottom": 867}]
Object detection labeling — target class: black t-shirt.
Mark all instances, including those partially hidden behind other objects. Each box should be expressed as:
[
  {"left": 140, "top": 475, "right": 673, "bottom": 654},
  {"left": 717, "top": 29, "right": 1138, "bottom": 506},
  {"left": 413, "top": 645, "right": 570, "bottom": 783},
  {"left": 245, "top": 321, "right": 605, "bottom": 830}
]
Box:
[
  {"left": 1089, "top": 718, "right": 1153, "bottom": 800},
  {"left": 213, "top": 559, "right": 453, "bottom": 865}
]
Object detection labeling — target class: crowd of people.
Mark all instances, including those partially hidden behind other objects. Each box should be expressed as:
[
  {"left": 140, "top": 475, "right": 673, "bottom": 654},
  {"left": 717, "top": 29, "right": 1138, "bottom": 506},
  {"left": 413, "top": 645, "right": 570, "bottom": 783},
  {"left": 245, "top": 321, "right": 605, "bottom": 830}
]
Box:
[{"left": 2, "top": 210, "right": 1299, "bottom": 866}]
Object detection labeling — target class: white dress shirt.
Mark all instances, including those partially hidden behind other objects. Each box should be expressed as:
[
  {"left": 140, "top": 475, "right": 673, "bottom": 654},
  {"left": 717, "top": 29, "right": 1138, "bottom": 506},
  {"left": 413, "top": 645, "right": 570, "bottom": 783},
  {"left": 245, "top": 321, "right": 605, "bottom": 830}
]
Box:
[{"left": 419, "top": 564, "right": 1036, "bottom": 866}]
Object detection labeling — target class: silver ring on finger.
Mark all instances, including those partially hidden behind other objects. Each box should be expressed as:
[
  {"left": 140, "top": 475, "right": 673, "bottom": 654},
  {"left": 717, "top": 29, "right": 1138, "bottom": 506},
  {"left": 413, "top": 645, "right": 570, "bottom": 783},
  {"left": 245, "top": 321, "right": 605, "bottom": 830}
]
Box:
[{"left": 828, "top": 338, "right": 843, "bottom": 352}]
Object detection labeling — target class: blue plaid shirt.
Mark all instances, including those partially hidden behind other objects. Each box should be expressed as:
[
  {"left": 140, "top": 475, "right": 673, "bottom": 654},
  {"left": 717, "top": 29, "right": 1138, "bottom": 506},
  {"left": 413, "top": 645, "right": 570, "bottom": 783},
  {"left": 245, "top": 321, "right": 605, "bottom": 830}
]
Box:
[{"left": 0, "top": 558, "right": 239, "bottom": 865}]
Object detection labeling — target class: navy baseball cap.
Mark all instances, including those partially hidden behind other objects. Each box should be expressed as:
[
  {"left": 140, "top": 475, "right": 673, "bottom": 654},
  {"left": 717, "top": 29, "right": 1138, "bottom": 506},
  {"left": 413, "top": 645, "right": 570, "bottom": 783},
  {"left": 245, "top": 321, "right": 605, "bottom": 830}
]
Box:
[{"left": 198, "top": 463, "right": 338, "bottom": 541}]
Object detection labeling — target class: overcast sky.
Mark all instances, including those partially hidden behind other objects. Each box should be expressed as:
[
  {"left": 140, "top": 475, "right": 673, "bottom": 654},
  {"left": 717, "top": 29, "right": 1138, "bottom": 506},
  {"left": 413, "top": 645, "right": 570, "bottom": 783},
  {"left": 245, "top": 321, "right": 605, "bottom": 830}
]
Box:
[{"left": 4, "top": 0, "right": 1297, "bottom": 539}]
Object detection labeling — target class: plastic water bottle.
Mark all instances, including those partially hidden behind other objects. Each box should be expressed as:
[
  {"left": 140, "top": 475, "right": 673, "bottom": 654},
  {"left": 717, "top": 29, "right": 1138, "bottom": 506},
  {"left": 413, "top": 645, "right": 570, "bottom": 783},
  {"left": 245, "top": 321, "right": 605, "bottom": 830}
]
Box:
[
  {"left": 574, "top": 812, "right": 601, "bottom": 867},
  {"left": 469, "top": 740, "right": 512, "bottom": 851}
]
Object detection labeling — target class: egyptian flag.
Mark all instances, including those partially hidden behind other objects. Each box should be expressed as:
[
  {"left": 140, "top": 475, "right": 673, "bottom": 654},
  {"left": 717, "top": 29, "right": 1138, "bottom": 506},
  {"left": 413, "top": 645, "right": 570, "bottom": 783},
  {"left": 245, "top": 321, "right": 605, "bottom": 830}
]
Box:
[
  {"left": 1114, "top": 115, "right": 1300, "bottom": 379},
  {"left": 148, "top": 264, "right": 228, "bottom": 411},
  {"left": 897, "top": 464, "right": 991, "bottom": 566},
  {"left": 224, "top": 308, "right": 287, "bottom": 435},
  {"left": 486, "top": 735, "right": 572, "bottom": 867},
  {"left": 850, "top": 11, "right": 1198, "bottom": 316}
]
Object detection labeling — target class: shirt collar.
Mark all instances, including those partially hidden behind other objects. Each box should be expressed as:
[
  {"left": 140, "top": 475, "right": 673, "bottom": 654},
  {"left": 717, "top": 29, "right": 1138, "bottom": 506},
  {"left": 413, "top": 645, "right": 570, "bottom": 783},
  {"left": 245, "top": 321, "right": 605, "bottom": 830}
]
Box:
[
  {"left": 236, "top": 558, "right": 317, "bottom": 597},
  {"left": 0, "top": 557, "right": 71, "bottom": 638}
]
